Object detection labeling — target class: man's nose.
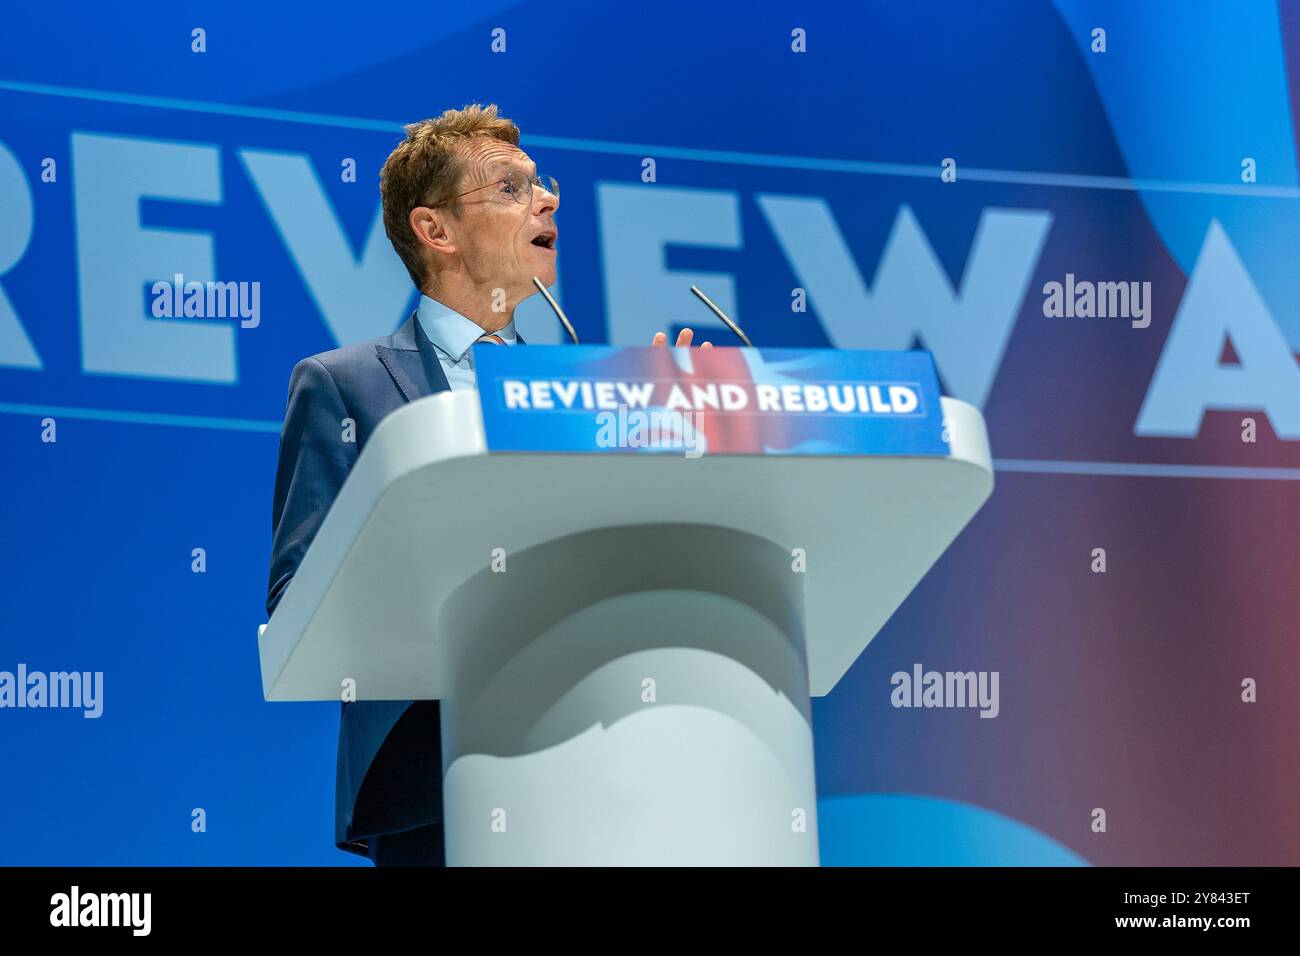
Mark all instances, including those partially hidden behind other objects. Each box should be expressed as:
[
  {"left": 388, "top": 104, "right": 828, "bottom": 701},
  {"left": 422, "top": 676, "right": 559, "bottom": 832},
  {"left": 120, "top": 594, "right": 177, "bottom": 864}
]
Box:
[{"left": 533, "top": 184, "right": 558, "bottom": 214}]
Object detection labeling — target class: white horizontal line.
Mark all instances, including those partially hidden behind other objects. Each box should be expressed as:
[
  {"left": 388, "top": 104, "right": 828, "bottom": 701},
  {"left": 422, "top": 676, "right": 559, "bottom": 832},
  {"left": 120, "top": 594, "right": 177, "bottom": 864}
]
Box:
[
  {"left": 2, "top": 402, "right": 1295, "bottom": 479},
  {"left": 993, "top": 457, "right": 1300, "bottom": 481},
  {"left": 1, "top": 79, "right": 1295, "bottom": 197}
]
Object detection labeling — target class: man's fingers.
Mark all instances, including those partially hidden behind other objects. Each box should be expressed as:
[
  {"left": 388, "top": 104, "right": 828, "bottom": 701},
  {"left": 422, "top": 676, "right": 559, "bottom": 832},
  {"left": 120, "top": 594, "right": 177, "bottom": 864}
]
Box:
[{"left": 651, "top": 329, "right": 712, "bottom": 348}]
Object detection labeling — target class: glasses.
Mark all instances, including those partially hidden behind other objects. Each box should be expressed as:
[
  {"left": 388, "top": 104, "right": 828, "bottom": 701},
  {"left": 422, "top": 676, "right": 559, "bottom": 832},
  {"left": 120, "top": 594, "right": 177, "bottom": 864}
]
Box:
[{"left": 440, "top": 170, "right": 559, "bottom": 207}]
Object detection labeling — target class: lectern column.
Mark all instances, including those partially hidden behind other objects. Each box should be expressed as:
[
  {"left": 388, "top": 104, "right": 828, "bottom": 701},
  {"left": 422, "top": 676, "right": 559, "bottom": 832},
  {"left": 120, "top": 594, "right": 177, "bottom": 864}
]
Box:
[{"left": 435, "top": 523, "right": 820, "bottom": 866}]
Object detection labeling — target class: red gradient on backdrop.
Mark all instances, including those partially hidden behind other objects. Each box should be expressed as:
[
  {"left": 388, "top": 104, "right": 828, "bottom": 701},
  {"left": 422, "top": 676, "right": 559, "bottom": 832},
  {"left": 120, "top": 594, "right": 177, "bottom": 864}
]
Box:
[{"left": 817, "top": 410, "right": 1300, "bottom": 865}]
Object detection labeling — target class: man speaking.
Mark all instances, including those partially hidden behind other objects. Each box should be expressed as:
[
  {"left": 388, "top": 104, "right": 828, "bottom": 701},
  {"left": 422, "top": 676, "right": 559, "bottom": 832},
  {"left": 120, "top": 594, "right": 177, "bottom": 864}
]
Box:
[{"left": 265, "top": 103, "right": 711, "bottom": 866}]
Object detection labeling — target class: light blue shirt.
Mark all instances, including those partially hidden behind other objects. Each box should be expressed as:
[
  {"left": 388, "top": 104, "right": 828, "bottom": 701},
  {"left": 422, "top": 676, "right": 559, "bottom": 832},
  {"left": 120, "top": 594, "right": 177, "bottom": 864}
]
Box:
[{"left": 415, "top": 294, "right": 518, "bottom": 392}]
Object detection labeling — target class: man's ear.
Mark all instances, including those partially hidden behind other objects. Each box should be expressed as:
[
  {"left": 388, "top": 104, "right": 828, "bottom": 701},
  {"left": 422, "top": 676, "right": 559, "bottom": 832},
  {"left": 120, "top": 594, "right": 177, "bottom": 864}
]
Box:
[{"left": 409, "top": 205, "right": 457, "bottom": 259}]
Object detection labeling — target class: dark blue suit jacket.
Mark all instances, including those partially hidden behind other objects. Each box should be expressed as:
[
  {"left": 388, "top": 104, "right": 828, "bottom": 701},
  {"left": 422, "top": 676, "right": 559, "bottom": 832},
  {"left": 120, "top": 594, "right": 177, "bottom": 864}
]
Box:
[{"left": 266, "top": 309, "right": 525, "bottom": 857}]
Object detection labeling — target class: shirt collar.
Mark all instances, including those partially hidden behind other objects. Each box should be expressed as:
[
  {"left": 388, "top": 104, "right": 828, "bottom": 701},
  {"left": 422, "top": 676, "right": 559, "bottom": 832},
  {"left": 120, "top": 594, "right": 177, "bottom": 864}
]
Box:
[{"left": 416, "top": 294, "right": 517, "bottom": 363}]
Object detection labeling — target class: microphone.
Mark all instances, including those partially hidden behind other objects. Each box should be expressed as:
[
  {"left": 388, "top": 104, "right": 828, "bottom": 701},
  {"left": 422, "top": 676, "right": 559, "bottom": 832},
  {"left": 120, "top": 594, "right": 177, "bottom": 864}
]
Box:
[
  {"left": 532, "top": 276, "right": 579, "bottom": 344},
  {"left": 688, "top": 285, "right": 753, "bottom": 347}
]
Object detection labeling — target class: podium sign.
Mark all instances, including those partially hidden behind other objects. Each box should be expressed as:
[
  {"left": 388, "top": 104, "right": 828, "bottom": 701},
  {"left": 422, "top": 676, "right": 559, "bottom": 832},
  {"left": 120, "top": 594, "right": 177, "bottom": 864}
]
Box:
[{"left": 473, "top": 345, "right": 949, "bottom": 458}]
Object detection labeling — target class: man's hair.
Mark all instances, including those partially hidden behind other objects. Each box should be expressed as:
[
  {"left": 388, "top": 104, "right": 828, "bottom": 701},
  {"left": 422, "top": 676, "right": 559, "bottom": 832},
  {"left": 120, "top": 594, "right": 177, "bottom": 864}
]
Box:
[{"left": 380, "top": 103, "right": 521, "bottom": 288}]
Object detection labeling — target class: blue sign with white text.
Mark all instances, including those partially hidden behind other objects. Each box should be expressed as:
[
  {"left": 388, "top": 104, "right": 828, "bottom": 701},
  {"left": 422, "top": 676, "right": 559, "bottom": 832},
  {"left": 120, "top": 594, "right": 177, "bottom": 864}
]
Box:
[{"left": 474, "top": 344, "right": 949, "bottom": 458}]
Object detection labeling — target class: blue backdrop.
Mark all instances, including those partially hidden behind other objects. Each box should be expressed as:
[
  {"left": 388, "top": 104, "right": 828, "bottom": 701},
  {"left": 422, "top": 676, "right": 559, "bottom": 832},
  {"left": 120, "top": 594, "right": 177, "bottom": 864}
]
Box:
[{"left": 1, "top": 0, "right": 1297, "bottom": 864}]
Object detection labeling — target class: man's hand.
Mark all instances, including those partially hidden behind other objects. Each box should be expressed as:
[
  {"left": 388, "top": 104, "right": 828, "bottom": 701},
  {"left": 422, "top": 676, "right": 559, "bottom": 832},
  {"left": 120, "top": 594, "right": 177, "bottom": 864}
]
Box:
[{"left": 651, "top": 329, "right": 713, "bottom": 349}]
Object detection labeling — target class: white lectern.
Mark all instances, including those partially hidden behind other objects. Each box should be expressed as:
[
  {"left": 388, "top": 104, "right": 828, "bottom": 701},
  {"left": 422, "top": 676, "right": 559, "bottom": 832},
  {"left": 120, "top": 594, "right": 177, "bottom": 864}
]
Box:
[{"left": 259, "top": 388, "right": 993, "bottom": 866}]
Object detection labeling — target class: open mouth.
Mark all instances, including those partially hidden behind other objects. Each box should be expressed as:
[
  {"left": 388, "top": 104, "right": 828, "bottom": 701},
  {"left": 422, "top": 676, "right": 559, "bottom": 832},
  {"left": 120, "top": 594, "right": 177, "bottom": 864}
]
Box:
[{"left": 530, "top": 231, "right": 557, "bottom": 250}]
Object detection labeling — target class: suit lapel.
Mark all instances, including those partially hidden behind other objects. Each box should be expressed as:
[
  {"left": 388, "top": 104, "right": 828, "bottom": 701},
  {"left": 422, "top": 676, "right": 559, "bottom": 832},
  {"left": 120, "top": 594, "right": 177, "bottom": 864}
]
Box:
[
  {"left": 375, "top": 311, "right": 450, "bottom": 403},
  {"left": 376, "top": 310, "right": 526, "bottom": 404}
]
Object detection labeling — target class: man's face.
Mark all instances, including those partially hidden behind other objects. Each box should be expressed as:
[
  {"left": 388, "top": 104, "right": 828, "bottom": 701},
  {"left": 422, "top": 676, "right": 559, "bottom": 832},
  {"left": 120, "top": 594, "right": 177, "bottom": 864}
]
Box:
[{"left": 445, "top": 138, "right": 559, "bottom": 300}]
